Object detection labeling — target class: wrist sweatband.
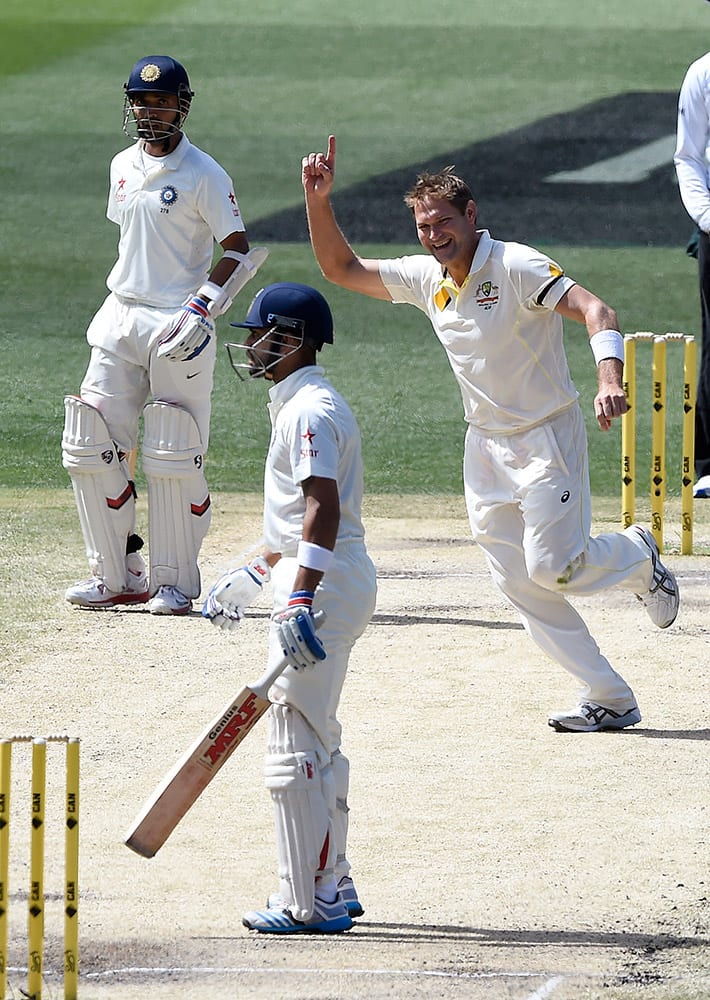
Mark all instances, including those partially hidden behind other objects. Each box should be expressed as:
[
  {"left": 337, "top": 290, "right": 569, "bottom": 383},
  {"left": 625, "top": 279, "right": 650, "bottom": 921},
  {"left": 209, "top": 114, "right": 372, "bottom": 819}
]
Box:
[
  {"left": 287, "top": 589, "right": 314, "bottom": 608},
  {"left": 297, "top": 540, "right": 334, "bottom": 573},
  {"left": 590, "top": 329, "right": 624, "bottom": 365}
]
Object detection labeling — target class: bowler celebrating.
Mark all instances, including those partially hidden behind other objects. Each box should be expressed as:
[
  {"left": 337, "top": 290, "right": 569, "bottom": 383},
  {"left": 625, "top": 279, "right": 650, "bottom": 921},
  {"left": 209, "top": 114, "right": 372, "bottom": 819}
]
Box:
[{"left": 301, "top": 135, "right": 679, "bottom": 734}]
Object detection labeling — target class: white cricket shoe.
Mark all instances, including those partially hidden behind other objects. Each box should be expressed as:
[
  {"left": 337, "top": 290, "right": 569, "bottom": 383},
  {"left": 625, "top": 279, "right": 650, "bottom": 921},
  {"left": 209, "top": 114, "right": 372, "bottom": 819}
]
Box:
[
  {"left": 548, "top": 702, "right": 641, "bottom": 733},
  {"left": 625, "top": 525, "right": 680, "bottom": 628},
  {"left": 147, "top": 585, "right": 192, "bottom": 616},
  {"left": 693, "top": 474, "right": 710, "bottom": 498},
  {"left": 65, "top": 552, "right": 149, "bottom": 609}
]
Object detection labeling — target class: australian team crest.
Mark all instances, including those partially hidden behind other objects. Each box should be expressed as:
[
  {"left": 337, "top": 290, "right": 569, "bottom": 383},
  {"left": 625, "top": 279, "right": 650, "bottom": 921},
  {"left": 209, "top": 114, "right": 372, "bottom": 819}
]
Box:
[
  {"left": 159, "top": 185, "right": 178, "bottom": 207},
  {"left": 475, "top": 280, "right": 499, "bottom": 310}
]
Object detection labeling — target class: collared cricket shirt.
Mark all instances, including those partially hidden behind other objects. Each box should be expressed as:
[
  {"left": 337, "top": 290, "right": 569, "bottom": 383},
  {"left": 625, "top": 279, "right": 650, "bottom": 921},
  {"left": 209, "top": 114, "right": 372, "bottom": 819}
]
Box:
[
  {"left": 106, "top": 134, "right": 245, "bottom": 307},
  {"left": 379, "top": 230, "right": 579, "bottom": 434},
  {"left": 262, "top": 366, "right": 367, "bottom": 555}
]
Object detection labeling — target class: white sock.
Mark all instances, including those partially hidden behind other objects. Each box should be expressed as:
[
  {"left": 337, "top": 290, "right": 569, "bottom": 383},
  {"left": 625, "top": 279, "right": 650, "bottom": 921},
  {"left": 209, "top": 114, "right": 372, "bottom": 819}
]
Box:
[{"left": 315, "top": 875, "right": 337, "bottom": 903}]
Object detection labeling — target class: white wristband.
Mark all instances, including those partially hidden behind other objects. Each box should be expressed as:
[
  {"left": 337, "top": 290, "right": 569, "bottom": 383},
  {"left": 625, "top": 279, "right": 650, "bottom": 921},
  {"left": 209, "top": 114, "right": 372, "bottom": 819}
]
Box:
[
  {"left": 297, "top": 540, "right": 334, "bottom": 573},
  {"left": 590, "top": 329, "right": 624, "bottom": 365}
]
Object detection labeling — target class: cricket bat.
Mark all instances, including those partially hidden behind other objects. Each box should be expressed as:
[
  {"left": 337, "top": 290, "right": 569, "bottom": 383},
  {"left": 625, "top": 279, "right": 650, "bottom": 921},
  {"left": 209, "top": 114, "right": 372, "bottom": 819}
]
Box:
[{"left": 124, "top": 611, "right": 325, "bottom": 858}]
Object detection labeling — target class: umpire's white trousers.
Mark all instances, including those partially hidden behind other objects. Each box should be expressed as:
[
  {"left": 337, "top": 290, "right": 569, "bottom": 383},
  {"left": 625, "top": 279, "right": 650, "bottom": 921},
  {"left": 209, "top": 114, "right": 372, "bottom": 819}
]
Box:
[
  {"left": 267, "top": 541, "right": 377, "bottom": 761},
  {"left": 463, "top": 405, "right": 652, "bottom": 708}
]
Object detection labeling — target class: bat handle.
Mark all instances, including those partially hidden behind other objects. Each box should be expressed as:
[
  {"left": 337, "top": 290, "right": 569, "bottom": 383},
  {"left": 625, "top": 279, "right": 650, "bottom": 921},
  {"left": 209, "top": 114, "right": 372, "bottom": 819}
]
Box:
[{"left": 249, "top": 609, "right": 326, "bottom": 699}]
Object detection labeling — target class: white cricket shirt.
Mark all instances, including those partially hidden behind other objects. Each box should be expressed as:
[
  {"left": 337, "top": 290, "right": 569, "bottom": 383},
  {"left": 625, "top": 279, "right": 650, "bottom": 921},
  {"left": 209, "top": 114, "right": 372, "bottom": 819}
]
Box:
[
  {"left": 379, "top": 230, "right": 578, "bottom": 434},
  {"left": 105, "top": 134, "right": 245, "bottom": 307},
  {"left": 262, "top": 366, "right": 367, "bottom": 555},
  {"left": 674, "top": 51, "right": 710, "bottom": 232}
]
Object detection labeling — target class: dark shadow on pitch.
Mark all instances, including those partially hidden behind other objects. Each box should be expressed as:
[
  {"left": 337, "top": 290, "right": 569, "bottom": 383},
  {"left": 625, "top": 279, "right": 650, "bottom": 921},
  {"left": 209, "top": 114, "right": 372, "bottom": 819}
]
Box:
[
  {"left": 370, "top": 611, "right": 524, "bottom": 630},
  {"left": 346, "top": 922, "right": 708, "bottom": 951},
  {"left": 621, "top": 728, "right": 710, "bottom": 741}
]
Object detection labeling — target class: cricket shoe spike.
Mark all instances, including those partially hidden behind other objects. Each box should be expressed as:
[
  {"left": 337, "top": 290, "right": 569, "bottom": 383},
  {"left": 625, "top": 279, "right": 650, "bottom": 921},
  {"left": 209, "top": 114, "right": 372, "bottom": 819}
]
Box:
[
  {"left": 147, "top": 585, "right": 192, "bottom": 616},
  {"left": 548, "top": 702, "right": 641, "bottom": 733},
  {"left": 243, "top": 896, "right": 353, "bottom": 934},
  {"left": 625, "top": 525, "right": 680, "bottom": 628}
]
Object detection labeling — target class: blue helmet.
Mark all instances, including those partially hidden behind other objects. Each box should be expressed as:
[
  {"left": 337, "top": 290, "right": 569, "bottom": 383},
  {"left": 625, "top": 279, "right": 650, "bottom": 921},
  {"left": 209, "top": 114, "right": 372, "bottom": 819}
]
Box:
[
  {"left": 123, "top": 56, "right": 194, "bottom": 141},
  {"left": 232, "top": 283, "right": 334, "bottom": 349},
  {"left": 124, "top": 55, "right": 193, "bottom": 99}
]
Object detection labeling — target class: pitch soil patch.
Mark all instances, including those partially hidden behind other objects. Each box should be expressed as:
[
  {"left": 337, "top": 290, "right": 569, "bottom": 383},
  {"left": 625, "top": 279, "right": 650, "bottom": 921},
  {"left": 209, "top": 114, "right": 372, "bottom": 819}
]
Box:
[{"left": 1, "top": 491, "right": 709, "bottom": 999}]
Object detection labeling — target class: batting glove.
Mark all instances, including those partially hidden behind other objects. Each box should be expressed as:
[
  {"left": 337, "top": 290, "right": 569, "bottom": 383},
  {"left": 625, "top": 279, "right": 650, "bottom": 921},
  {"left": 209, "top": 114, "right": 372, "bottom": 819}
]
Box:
[
  {"left": 275, "top": 590, "right": 326, "bottom": 670},
  {"left": 157, "top": 294, "right": 216, "bottom": 363},
  {"left": 202, "top": 556, "right": 271, "bottom": 630}
]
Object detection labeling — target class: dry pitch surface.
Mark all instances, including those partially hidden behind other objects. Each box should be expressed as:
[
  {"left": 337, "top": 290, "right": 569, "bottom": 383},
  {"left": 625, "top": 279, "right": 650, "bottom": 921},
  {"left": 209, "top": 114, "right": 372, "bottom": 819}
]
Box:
[{"left": 1, "top": 491, "right": 709, "bottom": 1000}]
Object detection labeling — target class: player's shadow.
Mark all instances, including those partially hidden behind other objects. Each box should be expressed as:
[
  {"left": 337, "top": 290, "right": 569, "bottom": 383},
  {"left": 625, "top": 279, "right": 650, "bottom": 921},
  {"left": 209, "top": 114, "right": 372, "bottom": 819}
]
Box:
[
  {"left": 349, "top": 923, "right": 709, "bottom": 950},
  {"left": 623, "top": 728, "right": 710, "bottom": 741},
  {"left": 370, "top": 612, "right": 525, "bottom": 630}
]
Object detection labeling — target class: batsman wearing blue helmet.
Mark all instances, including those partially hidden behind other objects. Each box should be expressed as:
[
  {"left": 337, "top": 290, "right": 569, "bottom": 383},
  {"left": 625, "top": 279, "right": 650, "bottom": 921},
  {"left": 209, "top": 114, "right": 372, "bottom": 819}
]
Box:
[
  {"left": 202, "top": 283, "right": 377, "bottom": 933},
  {"left": 62, "top": 55, "right": 267, "bottom": 616}
]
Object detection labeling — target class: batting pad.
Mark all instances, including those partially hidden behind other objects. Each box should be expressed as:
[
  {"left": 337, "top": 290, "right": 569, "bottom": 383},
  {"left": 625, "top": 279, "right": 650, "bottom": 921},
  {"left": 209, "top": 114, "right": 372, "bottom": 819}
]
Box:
[
  {"left": 331, "top": 749, "right": 351, "bottom": 880},
  {"left": 264, "top": 705, "right": 334, "bottom": 921},
  {"left": 62, "top": 396, "right": 136, "bottom": 592},
  {"left": 142, "top": 402, "right": 210, "bottom": 599}
]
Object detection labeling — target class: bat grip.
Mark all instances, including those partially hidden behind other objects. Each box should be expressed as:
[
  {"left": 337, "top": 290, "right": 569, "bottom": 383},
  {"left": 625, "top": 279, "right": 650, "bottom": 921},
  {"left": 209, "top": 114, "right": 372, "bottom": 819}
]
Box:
[{"left": 249, "top": 609, "right": 326, "bottom": 699}]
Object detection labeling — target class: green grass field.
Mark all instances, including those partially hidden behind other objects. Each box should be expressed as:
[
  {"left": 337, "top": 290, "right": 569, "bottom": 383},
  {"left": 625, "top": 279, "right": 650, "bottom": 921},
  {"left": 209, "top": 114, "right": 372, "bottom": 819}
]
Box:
[{"left": 1, "top": 0, "right": 707, "bottom": 497}]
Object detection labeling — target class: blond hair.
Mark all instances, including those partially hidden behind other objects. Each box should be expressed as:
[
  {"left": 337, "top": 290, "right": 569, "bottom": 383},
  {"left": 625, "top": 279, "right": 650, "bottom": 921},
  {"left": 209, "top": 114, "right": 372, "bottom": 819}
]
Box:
[{"left": 403, "top": 166, "right": 475, "bottom": 215}]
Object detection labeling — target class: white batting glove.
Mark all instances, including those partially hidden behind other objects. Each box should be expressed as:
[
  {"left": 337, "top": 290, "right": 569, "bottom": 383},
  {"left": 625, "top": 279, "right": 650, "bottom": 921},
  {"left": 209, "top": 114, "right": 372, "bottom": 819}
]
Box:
[
  {"left": 201, "top": 556, "right": 271, "bottom": 630},
  {"left": 274, "top": 590, "right": 326, "bottom": 670},
  {"left": 157, "top": 294, "right": 216, "bottom": 363}
]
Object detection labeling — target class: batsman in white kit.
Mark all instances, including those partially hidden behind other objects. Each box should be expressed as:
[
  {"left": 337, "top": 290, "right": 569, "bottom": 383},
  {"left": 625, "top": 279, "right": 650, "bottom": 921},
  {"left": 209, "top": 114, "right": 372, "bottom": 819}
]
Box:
[
  {"left": 202, "top": 282, "right": 377, "bottom": 933},
  {"left": 62, "top": 55, "right": 267, "bottom": 615},
  {"left": 301, "top": 135, "right": 680, "bottom": 734}
]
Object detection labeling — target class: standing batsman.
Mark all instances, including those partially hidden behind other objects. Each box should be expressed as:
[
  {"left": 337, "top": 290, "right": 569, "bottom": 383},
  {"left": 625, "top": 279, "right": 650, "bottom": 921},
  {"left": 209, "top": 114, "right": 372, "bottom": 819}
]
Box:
[
  {"left": 62, "top": 55, "right": 267, "bottom": 615},
  {"left": 202, "top": 282, "right": 377, "bottom": 931},
  {"left": 300, "top": 135, "right": 679, "bottom": 734}
]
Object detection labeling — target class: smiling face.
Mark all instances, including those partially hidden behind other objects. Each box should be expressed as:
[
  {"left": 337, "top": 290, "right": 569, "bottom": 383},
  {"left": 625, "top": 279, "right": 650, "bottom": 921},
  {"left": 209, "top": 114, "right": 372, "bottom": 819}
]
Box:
[{"left": 412, "top": 196, "right": 480, "bottom": 285}]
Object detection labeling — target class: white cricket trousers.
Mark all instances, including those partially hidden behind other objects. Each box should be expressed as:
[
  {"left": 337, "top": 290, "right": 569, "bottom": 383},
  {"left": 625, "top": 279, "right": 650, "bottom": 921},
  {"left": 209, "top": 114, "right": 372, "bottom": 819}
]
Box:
[
  {"left": 267, "top": 542, "right": 377, "bottom": 761},
  {"left": 463, "top": 404, "right": 652, "bottom": 708}
]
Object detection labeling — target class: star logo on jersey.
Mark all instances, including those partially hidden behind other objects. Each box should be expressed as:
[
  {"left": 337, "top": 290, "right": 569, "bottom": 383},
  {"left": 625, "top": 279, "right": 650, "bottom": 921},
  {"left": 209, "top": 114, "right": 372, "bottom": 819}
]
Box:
[
  {"left": 475, "top": 280, "right": 499, "bottom": 310},
  {"left": 300, "top": 427, "right": 319, "bottom": 459},
  {"left": 159, "top": 185, "right": 178, "bottom": 207},
  {"left": 228, "top": 191, "right": 240, "bottom": 217},
  {"left": 116, "top": 176, "right": 127, "bottom": 203}
]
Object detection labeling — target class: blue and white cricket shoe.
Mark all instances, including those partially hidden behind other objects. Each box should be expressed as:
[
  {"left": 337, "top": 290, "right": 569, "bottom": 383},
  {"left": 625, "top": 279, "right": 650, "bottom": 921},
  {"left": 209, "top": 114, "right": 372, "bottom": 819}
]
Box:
[
  {"left": 243, "top": 895, "right": 353, "bottom": 934},
  {"left": 267, "top": 875, "right": 364, "bottom": 919}
]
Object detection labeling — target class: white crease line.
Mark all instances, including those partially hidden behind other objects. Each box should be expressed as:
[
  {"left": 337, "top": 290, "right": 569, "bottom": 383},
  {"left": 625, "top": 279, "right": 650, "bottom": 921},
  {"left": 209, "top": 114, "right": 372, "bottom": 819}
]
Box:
[
  {"left": 82, "top": 965, "right": 559, "bottom": 982},
  {"left": 524, "top": 976, "right": 566, "bottom": 1000}
]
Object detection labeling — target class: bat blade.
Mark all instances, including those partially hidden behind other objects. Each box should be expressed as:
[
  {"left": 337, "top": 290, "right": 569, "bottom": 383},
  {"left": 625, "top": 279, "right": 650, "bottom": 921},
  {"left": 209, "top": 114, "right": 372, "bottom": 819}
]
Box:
[
  {"left": 124, "top": 683, "right": 269, "bottom": 858},
  {"left": 124, "top": 611, "right": 325, "bottom": 859}
]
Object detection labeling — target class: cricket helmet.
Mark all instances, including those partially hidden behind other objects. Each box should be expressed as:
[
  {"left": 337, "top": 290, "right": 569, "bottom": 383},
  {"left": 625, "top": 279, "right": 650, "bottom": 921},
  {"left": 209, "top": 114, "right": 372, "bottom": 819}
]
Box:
[
  {"left": 233, "top": 283, "right": 334, "bottom": 348},
  {"left": 227, "top": 283, "right": 334, "bottom": 380},
  {"left": 122, "top": 55, "right": 194, "bottom": 141}
]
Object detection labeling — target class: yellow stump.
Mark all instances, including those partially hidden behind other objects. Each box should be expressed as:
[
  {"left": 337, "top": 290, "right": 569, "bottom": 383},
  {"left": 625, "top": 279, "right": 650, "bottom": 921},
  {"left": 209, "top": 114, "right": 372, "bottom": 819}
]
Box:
[
  {"left": 28, "top": 739, "right": 46, "bottom": 1000},
  {"left": 651, "top": 337, "right": 667, "bottom": 551},
  {"left": 681, "top": 337, "right": 697, "bottom": 555},
  {"left": 64, "top": 739, "right": 80, "bottom": 1000},
  {"left": 621, "top": 336, "right": 636, "bottom": 529},
  {"left": 0, "top": 740, "right": 11, "bottom": 1000}
]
